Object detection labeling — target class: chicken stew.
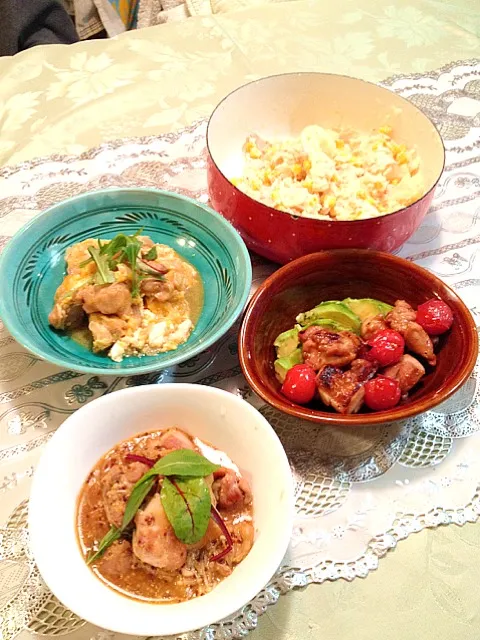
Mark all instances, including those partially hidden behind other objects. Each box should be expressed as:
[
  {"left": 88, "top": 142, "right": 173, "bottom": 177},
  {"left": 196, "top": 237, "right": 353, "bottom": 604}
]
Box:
[
  {"left": 49, "top": 232, "right": 203, "bottom": 362},
  {"left": 77, "top": 428, "right": 254, "bottom": 602}
]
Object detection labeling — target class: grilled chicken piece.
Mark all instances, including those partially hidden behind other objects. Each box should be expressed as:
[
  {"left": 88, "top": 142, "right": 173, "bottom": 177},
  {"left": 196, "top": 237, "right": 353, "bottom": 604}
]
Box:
[
  {"left": 80, "top": 282, "right": 132, "bottom": 316},
  {"left": 88, "top": 313, "right": 128, "bottom": 352},
  {"left": 386, "top": 300, "right": 436, "bottom": 366},
  {"left": 299, "top": 327, "right": 362, "bottom": 371},
  {"left": 360, "top": 314, "right": 388, "bottom": 340},
  {"left": 316, "top": 358, "right": 378, "bottom": 414},
  {"left": 133, "top": 492, "right": 187, "bottom": 570},
  {"left": 382, "top": 354, "right": 426, "bottom": 394},
  {"left": 386, "top": 299, "right": 416, "bottom": 331},
  {"left": 404, "top": 323, "right": 436, "bottom": 366},
  {"left": 213, "top": 468, "right": 252, "bottom": 511}
]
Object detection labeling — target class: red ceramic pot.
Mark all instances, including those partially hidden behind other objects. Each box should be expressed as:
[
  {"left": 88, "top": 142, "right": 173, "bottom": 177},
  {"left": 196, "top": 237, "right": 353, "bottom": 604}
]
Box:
[{"left": 207, "top": 73, "right": 445, "bottom": 264}]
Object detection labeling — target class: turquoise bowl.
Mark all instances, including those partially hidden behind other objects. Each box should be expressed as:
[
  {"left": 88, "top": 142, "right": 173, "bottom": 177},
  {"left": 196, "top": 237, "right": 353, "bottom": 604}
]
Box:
[{"left": 0, "top": 188, "right": 252, "bottom": 375}]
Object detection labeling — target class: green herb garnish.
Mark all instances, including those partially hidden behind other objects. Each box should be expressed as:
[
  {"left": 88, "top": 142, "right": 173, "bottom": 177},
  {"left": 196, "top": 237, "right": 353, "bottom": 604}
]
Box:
[
  {"left": 142, "top": 449, "right": 221, "bottom": 478},
  {"left": 87, "top": 449, "right": 219, "bottom": 564},
  {"left": 123, "top": 237, "right": 142, "bottom": 298},
  {"left": 88, "top": 247, "right": 115, "bottom": 285},
  {"left": 87, "top": 525, "right": 121, "bottom": 565},
  {"left": 161, "top": 476, "right": 211, "bottom": 545},
  {"left": 144, "top": 246, "right": 158, "bottom": 260},
  {"left": 78, "top": 230, "right": 164, "bottom": 298}
]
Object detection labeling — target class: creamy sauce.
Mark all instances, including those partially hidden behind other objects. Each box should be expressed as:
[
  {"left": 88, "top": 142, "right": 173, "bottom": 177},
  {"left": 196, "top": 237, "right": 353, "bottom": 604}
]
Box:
[
  {"left": 185, "top": 275, "right": 204, "bottom": 325},
  {"left": 76, "top": 429, "right": 254, "bottom": 603},
  {"left": 70, "top": 326, "right": 93, "bottom": 350}
]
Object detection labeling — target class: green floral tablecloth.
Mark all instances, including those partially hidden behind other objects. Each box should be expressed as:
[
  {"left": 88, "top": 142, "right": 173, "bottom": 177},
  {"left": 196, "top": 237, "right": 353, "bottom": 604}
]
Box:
[
  {"left": 0, "top": 1, "right": 479, "bottom": 639},
  {"left": 0, "top": 0, "right": 478, "bottom": 166}
]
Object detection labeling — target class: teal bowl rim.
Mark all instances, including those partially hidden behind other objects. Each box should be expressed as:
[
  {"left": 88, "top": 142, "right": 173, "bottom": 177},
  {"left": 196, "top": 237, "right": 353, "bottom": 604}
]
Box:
[{"left": 0, "top": 187, "right": 252, "bottom": 376}]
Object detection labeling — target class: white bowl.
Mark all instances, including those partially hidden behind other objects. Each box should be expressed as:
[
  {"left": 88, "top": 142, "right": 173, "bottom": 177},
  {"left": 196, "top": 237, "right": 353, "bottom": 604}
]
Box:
[{"left": 28, "top": 384, "right": 294, "bottom": 636}]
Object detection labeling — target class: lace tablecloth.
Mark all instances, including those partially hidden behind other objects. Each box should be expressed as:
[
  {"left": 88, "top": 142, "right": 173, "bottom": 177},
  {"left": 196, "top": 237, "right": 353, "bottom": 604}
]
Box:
[{"left": 0, "top": 59, "right": 479, "bottom": 640}]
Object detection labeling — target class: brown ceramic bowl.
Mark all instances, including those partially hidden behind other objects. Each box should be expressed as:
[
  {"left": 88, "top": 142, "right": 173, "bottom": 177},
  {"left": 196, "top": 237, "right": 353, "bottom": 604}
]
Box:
[{"left": 239, "top": 250, "right": 478, "bottom": 426}]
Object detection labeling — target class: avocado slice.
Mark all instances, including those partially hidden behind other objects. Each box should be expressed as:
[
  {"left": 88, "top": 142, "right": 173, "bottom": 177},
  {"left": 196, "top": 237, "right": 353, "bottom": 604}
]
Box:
[
  {"left": 377, "top": 301, "right": 394, "bottom": 315},
  {"left": 297, "top": 318, "right": 350, "bottom": 332},
  {"left": 296, "top": 301, "right": 361, "bottom": 334},
  {"left": 274, "top": 327, "right": 300, "bottom": 358},
  {"left": 274, "top": 348, "right": 303, "bottom": 383},
  {"left": 343, "top": 298, "right": 393, "bottom": 321}
]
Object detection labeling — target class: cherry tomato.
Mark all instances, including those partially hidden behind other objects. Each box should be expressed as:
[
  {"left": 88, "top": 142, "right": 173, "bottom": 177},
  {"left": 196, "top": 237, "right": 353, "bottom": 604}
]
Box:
[
  {"left": 416, "top": 299, "right": 454, "bottom": 335},
  {"left": 281, "top": 364, "right": 316, "bottom": 404},
  {"left": 364, "top": 376, "right": 401, "bottom": 411},
  {"left": 366, "top": 329, "right": 404, "bottom": 366}
]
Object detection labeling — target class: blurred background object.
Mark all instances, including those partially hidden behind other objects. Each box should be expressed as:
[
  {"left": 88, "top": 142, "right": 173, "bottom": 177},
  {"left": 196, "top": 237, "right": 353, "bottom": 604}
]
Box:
[
  {"left": 65, "top": 0, "right": 139, "bottom": 39},
  {"left": 66, "top": 0, "right": 290, "bottom": 37},
  {"left": 0, "top": 0, "right": 79, "bottom": 56}
]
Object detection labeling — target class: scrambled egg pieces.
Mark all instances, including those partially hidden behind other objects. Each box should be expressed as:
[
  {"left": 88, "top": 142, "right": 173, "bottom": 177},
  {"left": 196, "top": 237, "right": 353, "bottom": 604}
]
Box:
[
  {"left": 232, "top": 125, "right": 423, "bottom": 221},
  {"left": 49, "top": 237, "right": 202, "bottom": 362}
]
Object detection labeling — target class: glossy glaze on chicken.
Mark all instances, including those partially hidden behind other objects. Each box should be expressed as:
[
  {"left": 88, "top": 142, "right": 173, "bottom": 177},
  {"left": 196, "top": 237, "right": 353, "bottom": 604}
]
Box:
[
  {"left": 305, "top": 301, "right": 433, "bottom": 412},
  {"left": 49, "top": 233, "right": 203, "bottom": 362},
  {"left": 274, "top": 297, "right": 454, "bottom": 413},
  {"left": 77, "top": 428, "right": 254, "bottom": 602}
]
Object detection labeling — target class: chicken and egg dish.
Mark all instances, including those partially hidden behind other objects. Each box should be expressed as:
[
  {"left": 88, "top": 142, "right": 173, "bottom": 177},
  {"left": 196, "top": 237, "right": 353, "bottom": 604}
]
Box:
[
  {"left": 77, "top": 427, "right": 254, "bottom": 602},
  {"left": 48, "top": 232, "right": 202, "bottom": 362},
  {"left": 233, "top": 125, "right": 424, "bottom": 221},
  {"left": 274, "top": 297, "right": 454, "bottom": 413}
]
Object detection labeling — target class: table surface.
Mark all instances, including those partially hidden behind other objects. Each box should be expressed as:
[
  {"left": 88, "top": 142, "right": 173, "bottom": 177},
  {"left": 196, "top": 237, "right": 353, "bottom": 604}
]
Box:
[{"left": 0, "top": 0, "right": 479, "bottom": 638}]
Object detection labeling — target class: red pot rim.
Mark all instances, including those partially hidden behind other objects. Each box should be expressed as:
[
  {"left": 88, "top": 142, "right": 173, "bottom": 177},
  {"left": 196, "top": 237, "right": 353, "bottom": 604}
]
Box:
[{"left": 207, "top": 72, "right": 446, "bottom": 227}]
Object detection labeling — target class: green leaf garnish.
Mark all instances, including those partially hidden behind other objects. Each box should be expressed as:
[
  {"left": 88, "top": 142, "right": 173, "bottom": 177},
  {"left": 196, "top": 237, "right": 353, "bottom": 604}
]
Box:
[
  {"left": 101, "top": 234, "right": 127, "bottom": 258},
  {"left": 88, "top": 247, "right": 115, "bottom": 285},
  {"left": 145, "top": 449, "right": 220, "bottom": 478},
  {"left": 161, "top": 476, "right": 211, "bottom": 544},
  {"left": 76, "top": 231, "right": 165, "bottom": 299},
  {"left": 87, "top": 449, "right": 219, "bottom": 563},
  {"left": 121, "top": 475, "right": 157, "bottom": 530},
  {"left": 87, "top": 525, "right": 121, "bottom": 565},
  {"left": 144, "top": 246, "right": 158, "bottom": 260},
  {"left": 123, "top": 237, "right": 142, "bottom": 298}
]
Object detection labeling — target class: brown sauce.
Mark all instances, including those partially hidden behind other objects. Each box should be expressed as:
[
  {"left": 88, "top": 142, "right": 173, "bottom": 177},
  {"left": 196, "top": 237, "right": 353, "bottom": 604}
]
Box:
[{"left": 76, "top": 429, "right": 254, "bottom": 603}]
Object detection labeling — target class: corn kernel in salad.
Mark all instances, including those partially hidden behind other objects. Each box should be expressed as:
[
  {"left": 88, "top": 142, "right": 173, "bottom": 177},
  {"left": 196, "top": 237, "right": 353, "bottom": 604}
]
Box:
[{"left": 233, "top": 125, "right": 424, "bottom": 221}]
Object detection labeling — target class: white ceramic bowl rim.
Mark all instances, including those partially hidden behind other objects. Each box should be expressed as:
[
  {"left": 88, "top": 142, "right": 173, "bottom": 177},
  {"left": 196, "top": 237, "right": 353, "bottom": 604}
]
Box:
[
  {"left": 206, "top": 72, "right": 446, "bottom": 224},
  {"left": 28, "top": 384, "right": 294, "bottom": 637}
]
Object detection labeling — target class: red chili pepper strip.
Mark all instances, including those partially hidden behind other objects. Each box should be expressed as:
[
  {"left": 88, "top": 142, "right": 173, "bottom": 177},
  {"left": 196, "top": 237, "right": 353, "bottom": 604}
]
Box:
[
  {"left": 138, "top": 259, "right": 169, "bottom": 275},
  {"left": 210, "top": 505, "right": 233, "bottom": 562},
  {"left": 125, "top": 453, "right": 155, "bottom": 468}
]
